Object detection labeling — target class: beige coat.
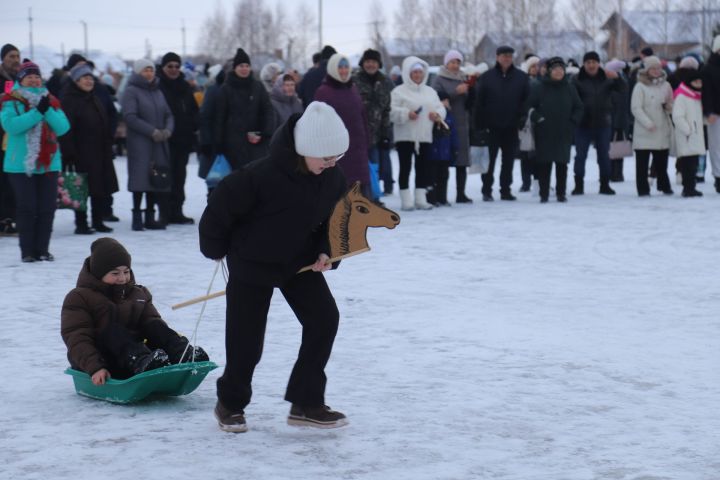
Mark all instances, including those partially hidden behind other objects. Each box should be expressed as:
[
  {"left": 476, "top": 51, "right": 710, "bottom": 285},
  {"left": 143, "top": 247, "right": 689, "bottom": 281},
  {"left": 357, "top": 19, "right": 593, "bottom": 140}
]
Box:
[
  {"left": 631, "top": 70, "right": 673, "bottom": 150},
  {"left": 672, "top": 85, "right": 706, "bottom": 157}
]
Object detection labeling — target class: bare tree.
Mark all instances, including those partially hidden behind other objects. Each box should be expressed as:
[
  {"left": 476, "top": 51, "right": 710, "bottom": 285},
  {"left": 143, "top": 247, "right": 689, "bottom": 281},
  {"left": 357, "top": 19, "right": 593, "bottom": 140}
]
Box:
[
  {"left": 569, "top": 0, "right": 615, "bottom": 52},
  {"left": 394, "top": 0, "right": 427, "bottom": 53},
  {"left": 196, "top": 0, "right": 234, "bottom": 61},
  {"left": 287, "top": 2, "right": 317, "bottom": 71}
]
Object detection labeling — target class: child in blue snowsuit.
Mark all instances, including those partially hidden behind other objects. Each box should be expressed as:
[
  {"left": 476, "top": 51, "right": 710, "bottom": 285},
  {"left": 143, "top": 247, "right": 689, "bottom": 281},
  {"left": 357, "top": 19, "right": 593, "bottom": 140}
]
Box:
[{"left": 429, "top": 92, "right": 458, "bottom": 206}]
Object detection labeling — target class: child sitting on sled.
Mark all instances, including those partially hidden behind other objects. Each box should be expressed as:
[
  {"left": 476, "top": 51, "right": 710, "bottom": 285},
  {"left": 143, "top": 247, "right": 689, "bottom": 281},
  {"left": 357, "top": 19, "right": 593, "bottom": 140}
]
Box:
[{"left": 61, "top": 237, "right": 209, "bottom": 385}]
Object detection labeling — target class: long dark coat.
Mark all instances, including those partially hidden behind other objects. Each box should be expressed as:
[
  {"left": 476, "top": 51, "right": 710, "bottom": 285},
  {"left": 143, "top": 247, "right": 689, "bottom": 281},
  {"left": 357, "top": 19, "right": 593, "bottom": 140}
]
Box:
[
  {"left": 571, "top": 67, "right": 625, "bottom": 129},
  {"left": 525, "top": 75, "right": 584, "bottom": 164},
  {"left": 199, "top": 114, "right": 347, "bottom": 287},
  {"left": 213, "top": 71, "right": 275, "bottom": 171},
  {"left": 314, "top": 76, "right": 371, "bottom": 188},
  {"left": 158, "top": 70, "right": 199, "bottom": 152},
  {"left": 474, "top": 63, "right": 529, "bottom": 130},
  {"left": 59, "top": 82, "right": 119, "bottom": 197},
  {"left": 121, "top": 73, "right": 174, "bottom": 192}
]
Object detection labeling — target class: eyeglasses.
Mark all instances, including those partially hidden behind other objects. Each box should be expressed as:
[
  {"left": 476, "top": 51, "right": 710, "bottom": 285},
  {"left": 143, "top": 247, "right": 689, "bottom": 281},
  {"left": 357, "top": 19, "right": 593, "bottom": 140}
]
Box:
[{"left": 322, "top": 152, "right": 346, "bottom": 164}]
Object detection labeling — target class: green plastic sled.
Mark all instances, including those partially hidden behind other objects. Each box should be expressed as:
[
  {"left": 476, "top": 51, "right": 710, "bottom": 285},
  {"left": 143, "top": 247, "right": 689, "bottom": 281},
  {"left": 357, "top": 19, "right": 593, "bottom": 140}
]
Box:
[{"left": 64, "top": 361, "right": 218, "bottom": 404}]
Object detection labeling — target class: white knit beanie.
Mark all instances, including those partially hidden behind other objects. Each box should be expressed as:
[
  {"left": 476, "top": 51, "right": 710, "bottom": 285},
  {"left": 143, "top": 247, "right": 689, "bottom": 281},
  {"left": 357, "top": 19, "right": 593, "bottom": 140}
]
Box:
[
  {"left": 443, "top": 49, "right": 463, "bottom": 66},
  {"left": 327, "top": 53, "right": 351, "bottom": 83},
  {"left": 294, "top": 102, "right": 349, "bottom": 158},
  {"left": 714, "top": 35, "right": 720, "bottom": 53},
  {"left": 133, "top": 58, "right": 155, "bottom": 74},
  {"left": 679, "top": 56, "right": 699, "bottom": 70},
  {"left": 643, "top": 55, "right": 661, "bottom": 70}
]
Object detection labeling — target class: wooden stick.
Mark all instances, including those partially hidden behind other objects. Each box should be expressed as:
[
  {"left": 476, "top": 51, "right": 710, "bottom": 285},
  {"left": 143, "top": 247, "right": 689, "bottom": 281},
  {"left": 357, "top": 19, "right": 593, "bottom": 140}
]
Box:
[{"left": 171, "top": 248, "right": 371, "bottom": 310}]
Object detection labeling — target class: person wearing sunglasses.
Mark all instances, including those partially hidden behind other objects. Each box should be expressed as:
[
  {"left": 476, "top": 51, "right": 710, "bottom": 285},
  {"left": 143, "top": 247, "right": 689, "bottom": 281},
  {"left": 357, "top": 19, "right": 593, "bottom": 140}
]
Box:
[{"left": 200, "top": 101, "right": 350, "bottom": 432}]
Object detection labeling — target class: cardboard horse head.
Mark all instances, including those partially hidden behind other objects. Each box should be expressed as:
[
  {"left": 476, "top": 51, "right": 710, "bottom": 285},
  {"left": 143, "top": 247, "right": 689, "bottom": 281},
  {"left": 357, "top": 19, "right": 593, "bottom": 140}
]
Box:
[{"left": 328, "top": 181, "right": 400, "bottom": 259}]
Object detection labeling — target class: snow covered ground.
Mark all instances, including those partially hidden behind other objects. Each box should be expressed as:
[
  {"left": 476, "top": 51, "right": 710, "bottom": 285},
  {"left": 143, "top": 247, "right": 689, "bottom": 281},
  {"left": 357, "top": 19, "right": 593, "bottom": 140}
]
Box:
[{"left": 1, "top": 153, "right": 718, "bottom": 480}]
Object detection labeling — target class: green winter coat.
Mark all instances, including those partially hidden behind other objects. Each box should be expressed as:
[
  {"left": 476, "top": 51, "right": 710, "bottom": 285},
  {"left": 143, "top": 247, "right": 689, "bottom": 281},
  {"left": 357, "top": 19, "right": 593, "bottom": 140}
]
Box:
[
  {"left": 525, "top": 75, "right": 584, "bottom": 164},
  {"left": 1, "top": 85, "right": 70, "bottom": 174}
]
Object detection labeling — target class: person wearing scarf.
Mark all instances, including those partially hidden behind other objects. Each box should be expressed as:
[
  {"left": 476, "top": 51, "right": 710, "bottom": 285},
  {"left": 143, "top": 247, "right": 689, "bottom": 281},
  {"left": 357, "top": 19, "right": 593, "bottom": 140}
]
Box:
[
  {"left": 673, "top": 71, "right": 705, "bottom": 197},
  {"left": 0, "top": 60, "right": 69, "bottom": 262}
]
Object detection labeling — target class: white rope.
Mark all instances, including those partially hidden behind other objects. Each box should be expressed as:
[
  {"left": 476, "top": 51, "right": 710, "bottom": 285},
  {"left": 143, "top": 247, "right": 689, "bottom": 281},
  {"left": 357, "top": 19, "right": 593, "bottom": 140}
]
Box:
[{"left": 179, "top": 259, "right": 226, "bottom": 364}]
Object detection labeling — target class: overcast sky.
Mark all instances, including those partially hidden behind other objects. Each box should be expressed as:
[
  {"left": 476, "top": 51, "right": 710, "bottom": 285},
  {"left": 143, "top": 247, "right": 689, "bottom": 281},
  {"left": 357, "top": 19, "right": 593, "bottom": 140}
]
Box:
[{"left": 1, "top": 0, "right": 401, "bottom": 60}]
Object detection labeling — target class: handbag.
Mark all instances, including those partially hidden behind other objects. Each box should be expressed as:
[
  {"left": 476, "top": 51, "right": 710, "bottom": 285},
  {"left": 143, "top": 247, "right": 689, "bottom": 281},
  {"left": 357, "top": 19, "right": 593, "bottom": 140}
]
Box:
[
  {"left": 149, "top": 163, "right": 171, "bottom": 190},
  {"left": 469, "top": 146, "right": 490, "bottom": 174},
  {"left": 518, "top": 110, "right": 534, "bottom": 152},
  {"left": 57, "top": 165, "right": 88, "bottom": 212},
  {"left": 205, "top": 154, "right": 232, "bottom": 188},
  {"left": 609, "top": 130, "right": 633, "bottom": 159}
]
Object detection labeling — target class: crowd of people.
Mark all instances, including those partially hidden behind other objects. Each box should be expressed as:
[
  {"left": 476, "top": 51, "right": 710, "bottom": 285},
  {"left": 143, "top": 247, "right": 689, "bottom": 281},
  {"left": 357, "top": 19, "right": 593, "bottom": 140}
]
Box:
[{"left": 0, "top": 36, "right": 716, "bottom": 261}]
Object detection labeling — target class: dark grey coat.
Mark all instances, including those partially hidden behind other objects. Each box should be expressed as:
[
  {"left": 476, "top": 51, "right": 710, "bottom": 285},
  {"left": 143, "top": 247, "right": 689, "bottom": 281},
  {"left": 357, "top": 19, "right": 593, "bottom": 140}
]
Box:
[
  {"left": 432, "top": 68, "right": 470, "bottom": 166},
  {"left": 121, "top": 73, "right": 174, "bottom": 192}
]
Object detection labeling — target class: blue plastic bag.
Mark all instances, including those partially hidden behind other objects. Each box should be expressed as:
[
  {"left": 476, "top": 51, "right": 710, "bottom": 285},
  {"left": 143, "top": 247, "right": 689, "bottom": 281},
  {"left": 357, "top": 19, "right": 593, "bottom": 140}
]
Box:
[{"left": 205, "top": 154, "right": 232, "bottom": 188}]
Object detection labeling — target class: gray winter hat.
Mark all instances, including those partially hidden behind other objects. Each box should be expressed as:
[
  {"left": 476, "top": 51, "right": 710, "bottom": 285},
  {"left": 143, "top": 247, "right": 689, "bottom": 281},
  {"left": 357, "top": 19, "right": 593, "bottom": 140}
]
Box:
[
  {"left": 70, "top": 63, "right": 93, "bottom": 82},
  {"left": 133, "top": 58, "right": 155, "bottom": 74}
]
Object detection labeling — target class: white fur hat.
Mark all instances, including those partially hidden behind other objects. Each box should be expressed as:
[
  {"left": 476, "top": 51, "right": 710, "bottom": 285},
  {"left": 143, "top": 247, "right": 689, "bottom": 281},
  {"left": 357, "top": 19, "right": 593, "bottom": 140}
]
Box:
[
  {"left": 714, "top": 35, "right": 720, "bottom": 53},
  {"left": 294, "top": 102, "right": 349, "bottom": 158}
]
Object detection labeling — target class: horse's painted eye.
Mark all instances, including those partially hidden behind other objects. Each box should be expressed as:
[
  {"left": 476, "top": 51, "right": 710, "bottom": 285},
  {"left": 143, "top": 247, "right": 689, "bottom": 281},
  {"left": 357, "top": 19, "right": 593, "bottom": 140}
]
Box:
[{"left": 355, "top": 205, "right": 370, "bottom": 214}]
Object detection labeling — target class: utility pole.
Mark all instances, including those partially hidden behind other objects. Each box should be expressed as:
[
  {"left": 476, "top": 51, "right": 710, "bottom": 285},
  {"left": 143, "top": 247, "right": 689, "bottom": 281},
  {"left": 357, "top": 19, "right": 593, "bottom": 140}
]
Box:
[
  {"left": 28, "top": 8, "right": 34, "bottom": 59},
  {"left": 182, "top": 19, "right": 187, "bottom": 57},
  {"left": 318, "top": 0, "right": 323, "bottom": 50},
  {"left": 81, "top": 20, "right": 88, "bottom": 57},
  {"left": 287, "top": 38, "right": 294, "bottom": 70}
]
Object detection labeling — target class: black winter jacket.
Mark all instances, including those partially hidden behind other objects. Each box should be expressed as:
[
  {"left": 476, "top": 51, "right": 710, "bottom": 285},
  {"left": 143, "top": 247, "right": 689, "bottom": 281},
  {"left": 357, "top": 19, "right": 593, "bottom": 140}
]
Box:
[
  {"left": 158, "top": 71, "right": 199, "bottom": 151},
  {"left": 702, "top": 53, "right": 720, "bottom": 116},
  {"left": 213, "top": 71, "right": 275, "bottom": 170},
  {"left": 571, "top": 67, "right": 625, "bottom": 129},
  {"left": 199, "top": 114, "right": 347, "bottom": 287},
  {"left": 474, "top": 64, "right": 529, "bottom": 130}
]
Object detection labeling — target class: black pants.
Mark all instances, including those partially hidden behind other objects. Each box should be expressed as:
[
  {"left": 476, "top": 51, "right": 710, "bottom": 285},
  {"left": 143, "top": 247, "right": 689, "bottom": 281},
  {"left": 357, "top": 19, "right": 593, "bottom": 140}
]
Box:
[
  {"left": 518, "top": 151, "right": 535, "bottom": 188},
  {"left": 484, "top": 127, "right": 518, "bottom": 195},
  {"left": 396, "top": 141, "right": 430, "bottom": 189},
  {"left": 535, "top": 162, "right": 568, "bottom": 199},
  {"left": 0, "top": 152, "right": 16, "bottom": 221},
  {"left": 431, "top": 162, "right": 450, "bottom": 203},
  {"left": 97, "top": 320, "right": 186, "bottom": 379},
  {"left": 678, "top": 156, "right": 699, "bottom": 194},
  {"left": 166, "top": 144, "right": 190, "bottom": 217},
  {"left": 218, "top": 271, "right": 339, "bottom": 411},
  {"left": 7, "top": 172, "right": 58, "bottom": 258},
  {"left": 74, "top": 195, "right": 111, "bottom": 227},
  {"left": 635, "top": 149, "right": 670, "bottom": 195}
]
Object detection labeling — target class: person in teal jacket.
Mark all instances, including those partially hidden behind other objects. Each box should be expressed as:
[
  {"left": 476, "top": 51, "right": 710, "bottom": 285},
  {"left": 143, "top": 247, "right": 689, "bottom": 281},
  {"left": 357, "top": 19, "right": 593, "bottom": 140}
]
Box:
[{"left": 0, "top": 60, "right": 70, "bottom": 262}]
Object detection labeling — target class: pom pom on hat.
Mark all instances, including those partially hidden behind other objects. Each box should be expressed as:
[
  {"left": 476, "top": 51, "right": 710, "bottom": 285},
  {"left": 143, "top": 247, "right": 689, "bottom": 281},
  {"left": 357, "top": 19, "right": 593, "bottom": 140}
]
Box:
[
  {"left": 89, "top": 237, "right": 132, "bottom": 279},
  {"left": 443, "top": 49, "right": 463, "bottom": 66},
  {"left": 133, "top": 58, "right": 155, "bottom": 74},
  {"left": 294, "top": 101, "right": 349, "bottom": 158}
]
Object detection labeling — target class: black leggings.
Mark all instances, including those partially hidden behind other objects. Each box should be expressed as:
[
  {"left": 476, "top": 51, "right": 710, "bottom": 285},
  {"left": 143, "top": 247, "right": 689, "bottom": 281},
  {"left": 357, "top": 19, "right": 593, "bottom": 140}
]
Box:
[
  {"left": 635, "top": 149, "right": 670, "bottom": 194},
  {"left": 396, "top": 141, "right": 430, "bottom": 190}
]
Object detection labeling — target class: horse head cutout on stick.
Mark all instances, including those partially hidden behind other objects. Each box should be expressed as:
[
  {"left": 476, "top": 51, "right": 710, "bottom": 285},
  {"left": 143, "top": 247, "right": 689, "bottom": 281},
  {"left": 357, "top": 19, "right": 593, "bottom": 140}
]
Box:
[
  {"left": 173, "top": 182, "right": 400, "bottom": 309},
  {"left": 328, "top": 181, "right": 401, "bottom": 259}
]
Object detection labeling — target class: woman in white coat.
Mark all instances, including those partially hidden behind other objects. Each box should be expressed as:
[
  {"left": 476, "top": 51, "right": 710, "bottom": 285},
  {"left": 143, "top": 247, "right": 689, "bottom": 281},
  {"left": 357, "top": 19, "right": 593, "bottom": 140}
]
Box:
[
  {"left": 391, "top": 56, "right": 446, "bottom": 210},
  {"left": 631, "top": 56, "right": 674, "bottom": 196},
  {"left": 672, "top": 71, "right": 705, "bottom": 197}
]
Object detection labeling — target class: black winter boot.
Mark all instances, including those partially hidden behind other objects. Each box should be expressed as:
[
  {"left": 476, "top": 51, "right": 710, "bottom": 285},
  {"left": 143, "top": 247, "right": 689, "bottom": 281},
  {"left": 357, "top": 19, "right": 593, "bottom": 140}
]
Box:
[
  {"left": 132, "top": 209, "right": 144, "bottom": 231},
  {"left": 144, "top": 208, "right": 166, "bottom": 230},
  {"left": 74, "top": 211, "right": 96, "bottom": 235},
  {"left": 715, "top": 177, "right": 720, "bottom": 193},
  {"left": 571, "top": 176, "right": 584, "bottom": 195},
  {"left": 599, "top": 177, "right": 616, "bottom": 195},
  {"left": 130, "top": 349, "right": 171, "bottom": 375}
]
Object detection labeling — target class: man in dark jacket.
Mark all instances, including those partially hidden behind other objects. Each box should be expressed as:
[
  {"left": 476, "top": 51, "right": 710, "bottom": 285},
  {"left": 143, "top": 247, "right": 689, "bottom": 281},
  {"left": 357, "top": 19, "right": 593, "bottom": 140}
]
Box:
[
  {"left": 353, "top": 49, "right": 393, "bottom": 200},
  {"left": 199, "top": 102, "right": 349, "bottom": 432},
  {"left": 571, "top": 51, "right": 625, "bottom": 195},
  {"left": 474, "top": 46, "right": 529, "bottom": 201},
  {"left": 702, "top": 36, "right": 720, "bottom": 193},
  {"left": 0, "top": 43, "right": 20, "bottom": 235},
  {"left": 297, "top": 45, "right": 336, "bottom": 108},
  {"left": 213, "top": 48, "right": 274, "bottom": 171},
  {"left": 158, "top": 52, "right": 200, "bottom": 224}
]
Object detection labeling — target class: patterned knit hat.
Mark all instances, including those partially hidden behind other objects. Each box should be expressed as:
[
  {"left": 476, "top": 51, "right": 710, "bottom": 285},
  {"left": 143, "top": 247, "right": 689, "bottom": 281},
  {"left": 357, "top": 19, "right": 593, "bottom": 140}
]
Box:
[{"left": 17, "top": 61, "right": 41, "bottom": 81}]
